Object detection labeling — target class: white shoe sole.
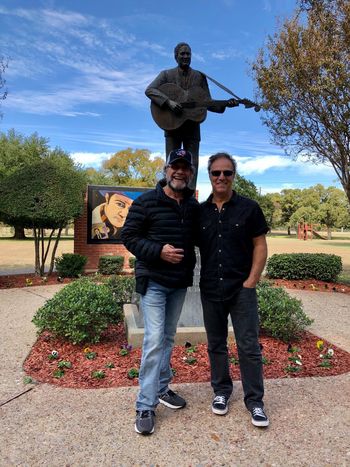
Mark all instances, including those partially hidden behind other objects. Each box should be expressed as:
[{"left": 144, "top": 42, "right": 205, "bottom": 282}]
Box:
[
  {"left": 158, "top": 398, "right": 185, "bottom": 409},
  {"left": 134, "top": 423, "right": 154, "bottom": 434},
  {"left": 251, "top": 418, "right": 269, "bottom": 427},
  {"left": 212, "top": 406, "right": 229, "bottom": 415}
]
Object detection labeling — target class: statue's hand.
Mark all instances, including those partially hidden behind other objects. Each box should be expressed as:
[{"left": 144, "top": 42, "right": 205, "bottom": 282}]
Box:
[
  {"left": 167, "top": 99, "right": 183, "bottom": 115},
  {"left": 226, "top": 99, "right": 240, "bottom": 108}
]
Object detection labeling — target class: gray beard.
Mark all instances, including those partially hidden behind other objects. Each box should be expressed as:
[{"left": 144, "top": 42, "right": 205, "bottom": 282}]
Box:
[{"left": 168, "top": 180, "right": 187, "bottom": 193}]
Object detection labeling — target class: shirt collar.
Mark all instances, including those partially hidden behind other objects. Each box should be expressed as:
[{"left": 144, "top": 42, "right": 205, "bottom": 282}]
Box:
[{"left": 203, "top": 190, "right": 238, "bottom": 206}]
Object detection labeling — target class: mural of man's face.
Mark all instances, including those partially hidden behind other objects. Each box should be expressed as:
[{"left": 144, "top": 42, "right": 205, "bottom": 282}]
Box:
[{"left": 104, "top": 193, "right": 132, "bottom": 228}]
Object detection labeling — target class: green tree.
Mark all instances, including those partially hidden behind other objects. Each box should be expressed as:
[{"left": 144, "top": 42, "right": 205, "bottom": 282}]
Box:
[
  {"left": 0, "top": 129, "right": 50, "bottom": 178},
  {"left": 85, "top": 167, "right": 110, "bottom": 185},
  {"left": 279, "top": 189, "right": 304, "bottom": 234},
  {"left": 277, "top": 184, "right": 350, "bottom": 237},
  {"left": 0, "top": 129, "right": 51, "bottom": 238},
  {"left": 0, "top": 158, "right": 87, "bottom": 275},
  {"left": 235, "top": 173, "right": 260, "bottom": 200},
  {"left": 102, "top": 148, "right": 164, "bottom": 187},
  {"left": 316, "top": 186, "right": 350, "bottom": 238},
  {"left": 258, "top": 194, "right": 276, "bottom": 228},
  {"left": 290, "top": 206, "right": 318, "bottom": 230},
  {"left": 263, "top": 192, "right": 282, "bottom": 228},
  {"left": 252, "top": 0, "right": 350, "bottom": 205},
  {"left": 234, "top": 174, "right": 274, "bottom": 227}
]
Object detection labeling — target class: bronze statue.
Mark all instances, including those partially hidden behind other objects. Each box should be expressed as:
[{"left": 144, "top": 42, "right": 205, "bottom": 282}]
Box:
[{"left": 145, "top": 42, "right": 239, "bottom": 190}]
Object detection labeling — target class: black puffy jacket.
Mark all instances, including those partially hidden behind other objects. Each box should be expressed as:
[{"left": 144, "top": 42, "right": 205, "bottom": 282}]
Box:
[{"left": 121, "top": 180, "right": 199, "bottom": 290}]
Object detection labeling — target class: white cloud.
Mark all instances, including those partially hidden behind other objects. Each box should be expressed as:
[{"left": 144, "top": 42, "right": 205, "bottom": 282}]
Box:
[
  {"left": 71, "top": 149, "right": 166, "bottom": 170},
  {"left": 260, "top": 184, "right": 295, "bottom": 194},
  {"left": 1, "top": 5, "right": 164, "bottom": 115},
  {"left": 149, "top": 151, "right": 165, "bottom": 161},
  {"left": 197, "top": 181, "right": 212, "bottom": 202},
  {"left": 197, "top": 153, "right": 292, "bottom": 176},
  {"left": 70, "top": 152, "right": 112, "bottom": 168},
  {"left": 41, "top": 9, "right": 89, "bottom": 28},
  {"left": 263, "top": 0, "right": 272, "bottom": 12},
  {"left": 237, "top": 155, "right": 292, "bottom": 175},
  {"left": 211, "top": 49, "right": 242, "bottom": 60}
]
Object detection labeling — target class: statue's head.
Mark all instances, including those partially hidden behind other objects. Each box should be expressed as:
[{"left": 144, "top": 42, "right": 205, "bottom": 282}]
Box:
[{"left": 174, "top": 42, "right": 191, "bottom": 69}]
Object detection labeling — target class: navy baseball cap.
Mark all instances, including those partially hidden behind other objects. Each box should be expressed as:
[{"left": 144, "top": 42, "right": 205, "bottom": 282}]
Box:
[{"left": 167, "top": 149, "right": 193, "bottom": 166}]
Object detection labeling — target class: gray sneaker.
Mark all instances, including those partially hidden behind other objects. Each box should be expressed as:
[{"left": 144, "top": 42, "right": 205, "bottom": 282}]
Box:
[
  {"left": 159, "top": 389, "right": 186, "bottom": 409},
  {"left": 135, "top": 410, "right": 155, "bottom": 435}
]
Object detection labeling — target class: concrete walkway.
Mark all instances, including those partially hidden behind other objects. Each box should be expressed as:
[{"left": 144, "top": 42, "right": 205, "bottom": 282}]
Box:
[{"left": 1, "top": 285, "right": 350, "bottom": 466}]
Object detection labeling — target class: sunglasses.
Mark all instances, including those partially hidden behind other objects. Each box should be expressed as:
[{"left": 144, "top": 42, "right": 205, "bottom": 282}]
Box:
[{"left": 210, "top": 170, "right": 234, "bottom": 177}]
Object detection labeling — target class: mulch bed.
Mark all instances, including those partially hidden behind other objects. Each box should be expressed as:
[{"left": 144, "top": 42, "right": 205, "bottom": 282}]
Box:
[
  {"left": 23, "top": 323, "right": 350, "bottom": 389},
  {"left": 1, "top": 272, "right": 348, "bottom": 388},
  {"left": 273, "top": 278, "right": 350, "bottom": 294},
  {"left": 1, "top": 273, "right": 349, "bottom": 294},
  {"left": 0, "top": 272, "right": 75, "bottom": 289}
]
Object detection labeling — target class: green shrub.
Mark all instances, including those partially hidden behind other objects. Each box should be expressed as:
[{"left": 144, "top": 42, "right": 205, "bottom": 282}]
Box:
[
  {"left": 266, "top": 253, "right": 342, "bottom": 282},
  {"left": 98, "top": 255, "right": 124, "bottom": 275},
  {"left": 55, "top": 253, "right": 87, "bottom": 278},
  {"left": 104, "top": 275, "right": 136, "bottom": 305},
  {"left": 32, "top": 278, "right": 122, "bottom": 344},
  {"left": 257, "top": 281, "right": 313, "bottom": 342},
  {"left": 128, "top": 256, "right": 136, "bottom": 269}
]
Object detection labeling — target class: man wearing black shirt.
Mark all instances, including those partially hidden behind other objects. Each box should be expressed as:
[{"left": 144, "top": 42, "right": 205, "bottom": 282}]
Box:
[{"left": 198, "top": 152, "right": 270, "bottom": 427}]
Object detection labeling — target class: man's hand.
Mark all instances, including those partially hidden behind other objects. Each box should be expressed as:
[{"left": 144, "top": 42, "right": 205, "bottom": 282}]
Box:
[
  {"left": 160, "top": 244, "right": 184, "bottom": 263},
  {"left": 242, "top": 279, "right": 258, "bottom": 289},
  {"left": 167, "top": 99, "right": 183, "bottom": 115},
  {"left": 226, "top": 98, "right": 240, "bottom": 108}
]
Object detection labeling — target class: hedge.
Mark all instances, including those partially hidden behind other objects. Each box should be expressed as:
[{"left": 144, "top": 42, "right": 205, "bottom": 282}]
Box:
[
  {"left": 98, "top": 255, "right": 124, "bottom": 275},
  {"left": 266, "top": 253, "right": 342, "bottom": 282}
]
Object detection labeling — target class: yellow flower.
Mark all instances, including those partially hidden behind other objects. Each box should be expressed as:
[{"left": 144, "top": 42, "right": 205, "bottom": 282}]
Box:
[
  {"left": 83, "top": 347, "right": 91, "bottom": 353},
  {"left": 316, "top": 340, "right": 324, "bottom": 351}
]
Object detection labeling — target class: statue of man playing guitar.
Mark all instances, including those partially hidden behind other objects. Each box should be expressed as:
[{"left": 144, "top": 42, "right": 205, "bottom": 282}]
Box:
[{"left": 145, "top": 42, "right": 239, "bottom": 190}]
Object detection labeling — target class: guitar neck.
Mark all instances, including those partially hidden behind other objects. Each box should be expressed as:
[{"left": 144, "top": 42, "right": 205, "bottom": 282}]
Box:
[{"left": 182, "top": 99, "right": 229, "bottom": 109}]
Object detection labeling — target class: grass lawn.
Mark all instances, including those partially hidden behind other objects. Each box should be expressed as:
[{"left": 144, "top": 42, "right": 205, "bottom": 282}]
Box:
[{"left": 0, "top": 232, "right": 349, "bottom": 281}]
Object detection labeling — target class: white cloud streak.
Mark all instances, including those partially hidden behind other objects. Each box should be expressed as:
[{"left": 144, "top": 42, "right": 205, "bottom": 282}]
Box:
[
  {"left": 70, "top": 152, "right": 112, "bottom": 167},
  {"left": 1, "top": 6, "right": 164, "bottom": 115}
]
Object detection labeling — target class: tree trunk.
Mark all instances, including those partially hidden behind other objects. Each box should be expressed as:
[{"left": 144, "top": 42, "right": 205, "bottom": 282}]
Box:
[
  {"left": 48, "top": 227, "right": 63, "bottom": 275},
  {"left": 13, "top": 226, "right": 26, "bottom": 239},
  {"left": 287, "top": 226, "right": 291, "bottom": 235},
  {"left": 327, "top": 226, "right": 332, "bottom": 240},
  {"left": 33, "top": 228, "right": 41, "bottom": 275}
]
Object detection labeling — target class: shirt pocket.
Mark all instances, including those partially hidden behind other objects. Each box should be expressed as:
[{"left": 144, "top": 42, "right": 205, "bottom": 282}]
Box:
[
  {"left": 199, "top": 221, "right": 217, "bottom": 247},
  {"left": 227, "top": 221, "right": 246, "bottom": 239}
]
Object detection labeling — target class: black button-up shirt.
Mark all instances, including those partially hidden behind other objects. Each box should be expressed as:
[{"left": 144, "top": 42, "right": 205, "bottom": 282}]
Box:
[{"left": 198, "top": 191, "right": 269, "bottom": 301}]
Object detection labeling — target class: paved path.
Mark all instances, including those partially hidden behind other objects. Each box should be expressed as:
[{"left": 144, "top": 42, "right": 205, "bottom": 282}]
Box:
[{"left": 1, "top": 286, "right": 350, "bottom": 466}]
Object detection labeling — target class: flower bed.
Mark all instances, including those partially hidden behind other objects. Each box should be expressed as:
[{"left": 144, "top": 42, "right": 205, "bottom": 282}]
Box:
[{"left": 23, "top": 323, "right": 350, "bottom": 389}]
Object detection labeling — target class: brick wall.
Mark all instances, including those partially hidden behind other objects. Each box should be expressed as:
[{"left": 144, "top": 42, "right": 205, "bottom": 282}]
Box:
[{"left": 74, "top": 194, "right": 131, "bottom": 271}]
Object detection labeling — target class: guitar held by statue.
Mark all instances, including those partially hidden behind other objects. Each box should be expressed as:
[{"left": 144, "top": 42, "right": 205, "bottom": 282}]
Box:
[{"left": 150, "top": 83, "right": 261, "bottom": 131}]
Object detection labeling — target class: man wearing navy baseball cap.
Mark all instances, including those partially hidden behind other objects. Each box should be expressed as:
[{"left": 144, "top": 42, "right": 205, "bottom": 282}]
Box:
[
  {"left": 166, "top": 148, "right": 193, "bottom": 166},
  {"left": 121, "top": 148, "right": 199, "bottom": 435}
]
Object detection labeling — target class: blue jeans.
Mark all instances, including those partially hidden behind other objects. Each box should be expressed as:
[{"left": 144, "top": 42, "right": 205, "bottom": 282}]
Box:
[
  {"left": 136, "top": 279, "right": 187, "bottom": 411},
  {"left": 201, "top": 287, "right": 264, "bottom": 410}
]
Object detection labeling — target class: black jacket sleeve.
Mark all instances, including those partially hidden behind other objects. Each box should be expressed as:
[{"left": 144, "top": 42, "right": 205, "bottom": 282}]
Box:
[{"left": 120, "top": 198, "right": 163, "bottom": 262}]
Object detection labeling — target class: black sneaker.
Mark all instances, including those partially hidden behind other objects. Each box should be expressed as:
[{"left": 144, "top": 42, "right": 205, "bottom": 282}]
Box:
[
  {"left": 135, "top": 410, "right": 155, "bottom": 435},
  {"left": 158, "top": 389, "right": 186, "bottom": 409},
  {"left": 212, "top": 395, "right": 229, "bottom": 415},
  {"left": 250, "top": 406, "right": 269, "bottom": 427}
]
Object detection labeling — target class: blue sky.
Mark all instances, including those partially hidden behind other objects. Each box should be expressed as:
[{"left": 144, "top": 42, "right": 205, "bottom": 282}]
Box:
[{"left": 0, "top": 0, "right": 340, "bottom": 200}]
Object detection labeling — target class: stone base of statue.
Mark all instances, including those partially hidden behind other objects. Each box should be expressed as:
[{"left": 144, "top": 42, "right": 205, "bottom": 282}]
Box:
[{"left": 124, "top": 250, "right": 234, "bottom": 347}]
